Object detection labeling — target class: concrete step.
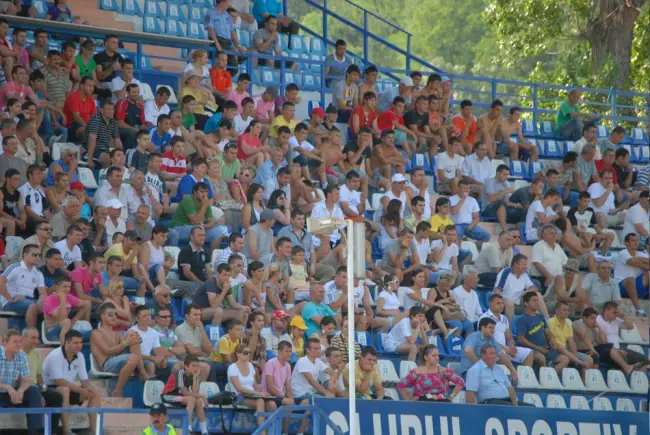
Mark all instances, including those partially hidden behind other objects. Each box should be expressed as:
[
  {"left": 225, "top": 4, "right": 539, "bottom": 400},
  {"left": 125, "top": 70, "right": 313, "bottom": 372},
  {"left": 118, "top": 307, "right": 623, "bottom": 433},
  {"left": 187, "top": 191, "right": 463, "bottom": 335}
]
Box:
[
  {"left": 103, "top": 411, "right": 151, "bottom": 430},
  {"left": 104, "top": 429, "right": 146, "bottom": 435},
  {"left": 101, "top": 396, "right": 133, "bottom": 408}
]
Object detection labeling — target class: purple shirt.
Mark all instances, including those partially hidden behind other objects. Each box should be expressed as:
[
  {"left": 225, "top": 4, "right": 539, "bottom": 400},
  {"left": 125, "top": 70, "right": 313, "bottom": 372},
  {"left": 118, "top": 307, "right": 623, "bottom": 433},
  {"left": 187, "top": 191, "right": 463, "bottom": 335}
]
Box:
[{"left": 261, "top": 357, "right": 291, "bottom": 395}]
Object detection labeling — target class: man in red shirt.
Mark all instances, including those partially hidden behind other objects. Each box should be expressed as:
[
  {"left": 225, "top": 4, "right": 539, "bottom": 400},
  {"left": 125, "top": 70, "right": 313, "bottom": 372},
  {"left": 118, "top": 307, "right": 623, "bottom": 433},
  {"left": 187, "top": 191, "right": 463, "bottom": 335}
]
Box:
[
  {"left": 115, "top": 83, "right": 145, "bottom": 149},
  {"left": 452, "top": 99, "right": 477, "bottom": 156},
  {"left": 349, "top": 91, "right": 379, "bottom": 138},
  {"left": 376, "top": 96, "right": 417, "bottom": 157},
  {"left": 209, "top": 52, "right": 232, "bottom": 108},
  {"left": 595, "top": 148, "right": 617, "bottom": 185},
  {"left": 63, "top": 77, "right": 97, "bottom": 141}
]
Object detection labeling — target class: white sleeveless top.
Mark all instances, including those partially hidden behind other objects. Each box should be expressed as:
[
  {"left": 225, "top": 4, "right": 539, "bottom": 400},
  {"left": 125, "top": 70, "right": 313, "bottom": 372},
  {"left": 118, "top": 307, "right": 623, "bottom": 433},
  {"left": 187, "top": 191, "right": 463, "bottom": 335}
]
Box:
[{"left": 147, "top": 241, "right": 165, "bottom": 267}]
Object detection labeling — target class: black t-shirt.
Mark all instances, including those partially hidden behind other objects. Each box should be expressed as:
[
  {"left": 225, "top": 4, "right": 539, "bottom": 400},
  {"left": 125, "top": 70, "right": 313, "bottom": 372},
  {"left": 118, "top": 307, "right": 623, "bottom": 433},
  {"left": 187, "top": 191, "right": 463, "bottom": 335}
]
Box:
[
  {"left": 79, "top": 238, "right": 94, "bottom": 264},
  {"left": 178, "top": 246, "right": 210, "bottom": 282},
  {"left": 191, "top": 278, "right": 224, "bottom": 308},
  {"left": 1, "top": 186, "right": 20, "bottom": 218},
  {"left": 403, "top": 109, "right": 429, "bottom": 129},
  {"left": 39, "top": 265, "right": 66, "bottom": 290},
  {"left": 343, "top": 140, "right": 372, "bottom": 165},
  {"left": 567, "top": 207, "right": 597, "bottom": 228},
  {"left": 93, "top": 51, "right": 125, "bottom": 83},
  {"left": 612, "top": 163, "right": 630, "bottom": 188}
]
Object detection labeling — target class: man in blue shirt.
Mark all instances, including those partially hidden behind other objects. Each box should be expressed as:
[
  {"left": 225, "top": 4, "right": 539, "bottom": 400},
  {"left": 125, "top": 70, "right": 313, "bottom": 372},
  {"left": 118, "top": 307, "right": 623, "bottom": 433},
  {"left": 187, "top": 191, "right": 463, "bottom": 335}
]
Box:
[
  {"left": 515, "top": 292, "right": 570, "bottom": 373},
  {"left": 465, "top": 344, "right": 526, "bottom": 406},
  {"left": 150, "top": 114, "right": 172, "bottom": 153},
  {"left": 252, "top": 0, "right": 299, "bottom": 35},
  {"left": 205, "top": 0, "right": 247, "bottom": 66},
  {"left": 301, "top": 282, "right": 337, "bottom": 336},
  {"left": 459, "top": 317, "right": 517, "bottom": 380}
]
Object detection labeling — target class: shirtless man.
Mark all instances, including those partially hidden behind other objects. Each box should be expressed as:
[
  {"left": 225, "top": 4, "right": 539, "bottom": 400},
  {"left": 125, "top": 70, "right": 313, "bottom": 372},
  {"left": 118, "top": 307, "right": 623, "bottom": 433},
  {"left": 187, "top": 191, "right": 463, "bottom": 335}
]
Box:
[
  {"left": 557, "top": 218, "right": 598, "bottom": 273},
  {"left": 369, "top": 130, "right": 406, "bottom": 191},
  {"left": 358, "top": 65, "right": 379, "bottom": 101},
  {"left": 315, "top": 127, "right": 347, "bottom": 187},
  {"left": 477, "top": 99, "right": 504, "bottom": 160},
  {"left": 428, "top": 95, "right": 449, "bottom": 151},
  {"left": 495, "top": 106, "right": 539, "bottom": 162},
  {"left": 290, "top": 163, "right": 320, "bottom": 213},
  {"left": 90, "top": 302, "right": 144, "bottom": 396}
]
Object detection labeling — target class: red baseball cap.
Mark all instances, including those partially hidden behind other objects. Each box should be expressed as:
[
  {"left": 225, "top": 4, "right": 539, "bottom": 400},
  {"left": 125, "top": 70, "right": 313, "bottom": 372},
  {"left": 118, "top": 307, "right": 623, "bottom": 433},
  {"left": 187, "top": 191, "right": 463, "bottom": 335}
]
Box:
[
  {"left": 70, "top": 181, "right": 85, "bottom": 191},
  {"left": 311, "top": 107, "right": 325, "bottom": 118},
  {"left": 271, "top": 310, "right": 290, "bottom": 320}
]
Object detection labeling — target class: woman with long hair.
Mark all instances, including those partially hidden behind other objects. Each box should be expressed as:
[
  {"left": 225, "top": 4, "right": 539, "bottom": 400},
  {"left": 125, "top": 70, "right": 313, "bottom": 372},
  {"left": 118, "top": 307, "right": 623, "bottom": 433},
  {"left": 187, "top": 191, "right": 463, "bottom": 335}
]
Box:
[
  {"left": 104, "top": 278, "right": 133, "bottom": 331},
  {"left": 237, "top": 120, "right": 270, "bottom": 168},
  {"left": 267, "top": 189, "right": 291, "bottom": 235},
  {"left": 375, "top": 274, "right": 409, "bottom": 330},
  {"left": 241, "top": 182, "right": 265, "bottom": 231},
  {"left": 241, "top": 311, "right": 267, "bottom": 374},
  {"left": 184, "top": 49, "right": 212, "bottom": 91},
  {"left": 378, "top": 198, "right": 403, "bottom": 250},
  {"left": 397, "top": 344, "right": 465, "bottom": 401}
]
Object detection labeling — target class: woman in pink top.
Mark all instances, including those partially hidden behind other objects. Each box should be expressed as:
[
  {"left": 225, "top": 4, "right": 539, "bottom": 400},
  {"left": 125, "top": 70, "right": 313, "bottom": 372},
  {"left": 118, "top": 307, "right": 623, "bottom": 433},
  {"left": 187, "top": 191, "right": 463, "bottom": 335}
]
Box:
[
  {"left": 237, "top": 120, "right": 269, "bottom": 167},
  {"left": 398, "top": 345, "right": 465, "bottom": 402},
  {"left": 43, "top": 277, "right": 91, "bottom": 344}
]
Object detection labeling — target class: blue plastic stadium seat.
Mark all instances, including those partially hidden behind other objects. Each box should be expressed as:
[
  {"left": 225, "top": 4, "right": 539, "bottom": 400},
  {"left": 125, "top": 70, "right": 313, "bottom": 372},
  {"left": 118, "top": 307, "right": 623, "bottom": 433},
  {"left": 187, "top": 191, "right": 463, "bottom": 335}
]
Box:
[
  {"left": 527, "top": 161, "right": 544, "bottom": 181},
  {"left": 509, "top": 160, "right": 528, "bottom": 179},
  {"left": 401, "top": 151, "right": 412, "bottom": 172},
  {"left": 187, "top": 21, "right": 205, "bottom": 39},
  {"left": 631, "top": 127, "right": 649, "bottom": 146},
  {"left": 235, "top": 29, "right": 250, "bottom": 48},
  {"left": 188, "top": 4, "right": 204, "bottom": 22},
  {"left": 165, "top": 2, "right": 186, "bottom": 20},
  {"left": 99, "top": 0, "right": 119, "bottom": 12},
  {"left": 542, "top": 140, "right": 563, "bottom": 158},
  {"left": 375, "top": 333, "right": 398, "bottom": 355},
  {"left": 310, "top": 37, "right": 326, "bottom": 55},
  {"left": 260, "top": 67, "right": 278, "bottom": 85},
  {"left": 143, "top": 16, "right": 163, "bottom": 34},
  {"left": 205, "top": 325, "right": 223, "bottom": 346},
  {"left": 636, "top": 145, "right": 649, "bottom": 164},
  {"left": 144, "top": 0, "right": 164, "bottom": 18},
  {"left": 521, "top": 119, "right": 536, "bottom": 136},
  {"left": 445, "top": 335, "right": 464, "bottom": 357},
  {"left": 139, "top": 54, "right": 153, "bottom": 70},
  {"left": 371, "top": 236, "right": 383, "bottom": 259},
  {"left": 539, "top": 121, "right": 554, "bottom": 138},
  {"left": 411, "top": 153, "right": 428, "bottom": 172},
  {"left": 596, "top": 125, "right": 609, "bottom": 139},
  {"left": 563, "top": 141, "right": 576, "bottom": 154},
  {"left": 355, "top": 331, "right": 373, "bottom": 348},
  {"left": 282, "top": 71, "right": 302, "bottom": 87},
  {"left": 279, "top": 34, "right": 289, "bottom": 51},
  {"left": 309, "top": 54, "right": 323, "bottom": 72},
  {"left": 290, "top": 35, "right": 307, "bottom": 54},
  {"left": 427, "top": 156, "right": 436, "bottom": 176},
  {"left": 192, "top": 0, "right": 212, "bottom": 6},
  {"left": 121, "top": 0, "right": 142, "bottom": 15},
  {"left": 165, "top": 18, "right": 184, "bottom": 37},
  {"left": 307, "top": 100, "right": 321, "bottom": 116},
  {"left": 302, "top": 73, "right": 321, "bottom": 90}
]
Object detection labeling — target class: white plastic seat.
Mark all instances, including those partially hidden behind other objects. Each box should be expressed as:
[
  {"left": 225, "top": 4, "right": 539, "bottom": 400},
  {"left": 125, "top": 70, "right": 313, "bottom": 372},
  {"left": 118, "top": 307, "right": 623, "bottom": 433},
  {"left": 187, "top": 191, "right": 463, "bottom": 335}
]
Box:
[
  {"left": 621, "top": 326, "right": 648, "bottom": 345},
  {"left": 522, "top": 393, "right": 542, "bottom": 408},
  {"left": 165, "top": 247, "right": 180, "bottom": 270},
  {"left": 141, "top": 82, "right": 154, "bottom": 101},
  {"left": 607, "top": 370, "right": 632, "bottom": 392},
  {"left": 156, "top": 85, "right": 177, "bottom": 105},
  {"left": 615, "top": 398, "right": 636, "bottom": 412},
  {"left": 377, "top": 360, "right": 400, "bottom": 385},
  {"left": 384, "top": 388, "right": 399, "bottom": 401},
  {"left": 630, "top": 371, "right": 649, "bottom": 394},
  {"left": 41, "top": 321, "right": 59, "bottom": 346},
  {"left": 5, "top": 236, "right": 23, "bottom": 261},
  {"left": 78, "top": 167, "right": 98, "bottom": 189},
  {"left": 592, "top": 397, "right": 613, "bottom": 411},
  {"left": 399, "top": 361, "right": 417, "bottom": 379},
  {"left": 90, "top": 353, "right": 118, "bottom": 378},
  {"left": 517, "top": 366, "right": 540, "bottom": 389},
  {"left": 143, "top": 380, "right": 165, "bottom": 407},
  {"left": 585, "top": 369, "right": 609, "bottom": 391},
  {"left": 199, "top": 382, "right": 220, "bottom": 399},
  {"left": 452, "top": 391, "right": 465, "bottom": 404},
  {"left": 569, "top": 395, "right": 590, "bottom": 410},
  {"left": 561, "top": 368, "right": 586, "bottom": 390},
  {"left": 546, "top": 394, "right": 567, "bottom": 409},
  {"left": 539, "top": 367, "right": 563, "bottom": 389}
]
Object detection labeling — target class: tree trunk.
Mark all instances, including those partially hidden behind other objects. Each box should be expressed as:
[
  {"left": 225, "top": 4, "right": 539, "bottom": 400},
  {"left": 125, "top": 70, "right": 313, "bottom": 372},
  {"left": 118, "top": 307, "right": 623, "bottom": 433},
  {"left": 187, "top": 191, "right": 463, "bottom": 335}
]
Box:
[{"left": 586, "top": 0, "right": 646, "bottom": 86}]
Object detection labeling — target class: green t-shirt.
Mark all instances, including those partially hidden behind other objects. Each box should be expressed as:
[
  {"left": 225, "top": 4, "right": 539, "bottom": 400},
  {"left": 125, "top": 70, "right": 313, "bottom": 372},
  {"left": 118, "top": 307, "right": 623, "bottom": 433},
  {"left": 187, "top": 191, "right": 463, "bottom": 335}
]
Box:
[
  {"left": 182, "top": 112, "right": 197, "bottom": 130},
  {"left": 215, "top": 154, "right": 241, "bottom": 181},
  {"left": 555, "top": 101, "right": 577, "bottom": 133},
  {"left": 75, "top": 55, "right": 96, "bottom": 79},
  {"left": 170, "top": 195, "right": 213, "bottom": 228}
]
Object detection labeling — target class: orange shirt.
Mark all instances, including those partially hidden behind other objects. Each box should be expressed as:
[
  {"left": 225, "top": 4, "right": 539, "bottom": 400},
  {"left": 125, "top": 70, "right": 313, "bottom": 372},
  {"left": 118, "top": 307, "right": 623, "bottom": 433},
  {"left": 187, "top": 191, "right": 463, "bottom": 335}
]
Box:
[
  {"left": 429, "top": 112, "right": 442, "bottom": 131},
  {"left": 210, "top": 67, "right": 232, "bottom": 95},
  {"left": 452, "top": 114, "right": 477, "bottom": 146}
]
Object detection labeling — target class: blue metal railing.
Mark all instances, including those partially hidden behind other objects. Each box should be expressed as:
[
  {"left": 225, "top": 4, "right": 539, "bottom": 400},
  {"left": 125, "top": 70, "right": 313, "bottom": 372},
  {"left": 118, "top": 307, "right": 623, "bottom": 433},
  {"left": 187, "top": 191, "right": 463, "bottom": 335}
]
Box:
[
  {"left": 253, "top": 404, "right": 345, "bottom": 435},
  {"left": 0, "top": 406, "right": 190, "bottom": 435}
]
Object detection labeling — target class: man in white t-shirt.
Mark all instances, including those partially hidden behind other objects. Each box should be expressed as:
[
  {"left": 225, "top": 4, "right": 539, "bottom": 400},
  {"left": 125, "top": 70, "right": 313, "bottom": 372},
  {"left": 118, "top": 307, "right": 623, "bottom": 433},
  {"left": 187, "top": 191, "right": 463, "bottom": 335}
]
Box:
[
  {"left": 323, "top": 266, "right": 375, "bottom": 330},
  {"left": 144, "top": 87, "right": 171, "bottom": 127},
  {"left": 531, "top": 223, "right": 568, "bottom": 284},
  {"left": 587, "top": 169, "right": 627, "bottom": 229},
  {"left": 622, "top": 191, "right": 649, "bottom": 247},
  {"left": 110, "top": 59, "right": 144, "bottom": 103},
  {"left": 451, "top": 268, "right": 483, "bottom": 335},
  {"left": 42, "top": 330, "right": 102, "bottom": 434},
  {"left": 128, "top": 305, "right": 176, "bottom": 377},
  {"left": 614, "top": 234, "right": 649, "bottom": 316},
  {"left": 494, "top": 253, "right": 547, "bottom": 322},
  {"left": 435, "top": 137, "right": 464, "bottom": 195},
  {"left": 311, "top": 185, "right": 346, "bottom": 245},
  {"left": 524, "top": 189, "right": 560, "bottom": 242},
  {"left": 380, "top": 173, "right": 407, "bottom": 218},
  {"left": 339, "top": 170, "right": 364, "bottom": 218},
  {"left": 429, "top": 224, "right": 459, "bottom": 285},
  {"left": 291, "top": 337, "right": 336, "bottom": 400},
  {"left": 0, "top": 244, "right": 46, "bottom": 327},
  {"left": 449, "top": 179, "right": 490, "bottom": 243},
  {"left": 381, "top": 306, "right": 429, "bottom": 361},
  {"left": 596, "top": 302, "right": 644, "bottom": 366},
  {"left": 461, "top": 141, "right": 491, "bottom": 194},
  {"left": 53, "top": 224, "right": 84, "bottom": 272},
  {"left": 479, "top": 293, "right": 535, "bottom": 366}
]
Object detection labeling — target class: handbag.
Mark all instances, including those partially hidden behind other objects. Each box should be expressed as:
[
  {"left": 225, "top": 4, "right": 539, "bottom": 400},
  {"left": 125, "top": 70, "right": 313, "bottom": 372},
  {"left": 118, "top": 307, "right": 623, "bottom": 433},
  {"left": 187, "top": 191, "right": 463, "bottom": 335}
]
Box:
[
  {"left": 207, "top": 391, "right": 238, "bottom": 434},
  {"left": 442, "top": 303, "right": 466, "bottom": 321}
]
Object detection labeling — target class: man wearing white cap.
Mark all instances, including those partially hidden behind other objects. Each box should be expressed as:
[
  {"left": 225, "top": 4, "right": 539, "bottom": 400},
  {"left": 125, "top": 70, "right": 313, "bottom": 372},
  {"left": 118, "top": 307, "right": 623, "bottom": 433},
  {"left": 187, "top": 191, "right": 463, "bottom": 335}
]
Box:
[
  {"left": 379, "top": 76, "right": 414, "bottom": 112},
  {"left": 105, "top": 199, "right": 127, "bottom": 243},
  {"left": 380, "top": 173, "right": 407, "bottom": 219},
  {"left": 95, "top": 166, "right": 130, "bottom": 221}
]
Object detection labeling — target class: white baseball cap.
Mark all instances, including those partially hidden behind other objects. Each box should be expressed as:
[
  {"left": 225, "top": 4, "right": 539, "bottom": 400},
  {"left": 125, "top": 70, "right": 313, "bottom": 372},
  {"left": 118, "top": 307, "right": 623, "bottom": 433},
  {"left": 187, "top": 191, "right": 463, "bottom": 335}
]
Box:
[
  {"left": 392, "top": 174, "right": 407, "bottom": 183},
  {"left": 106, "top": 199, "right": 123, "bottom": 209},
  {"left": 400, "top": 76, "right": 414, "bottom": 87}
]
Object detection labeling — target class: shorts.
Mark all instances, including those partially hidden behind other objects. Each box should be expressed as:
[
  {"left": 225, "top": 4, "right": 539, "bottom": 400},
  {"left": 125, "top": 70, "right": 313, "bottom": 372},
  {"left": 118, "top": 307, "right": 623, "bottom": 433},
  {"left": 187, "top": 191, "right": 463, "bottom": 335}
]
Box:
[
  {"left": 543, "top": 349, "right": 562, "bottom": 365},
  {"left": 148, "top": 264, "right": 162, "bottom": 286},
  {"left": 483, "top": 200, "right": 504, "bottom": 217},
  {"left": 102, "top": 353, "right": 133, "bottom": 373},
  {"left": 394, "top": 130, "right": 407, "bottom": 145},
  {"left": 48, "top": 387, "right": 85, "bottom": 406},
  {"left": 293, "top": 154, "right": 309, "bottom": 167},
  {"left": 46, "top": 324, "right": 62, "bottom": 341},
  {"left": 3, "top": 297, "right": 36, "bottom": 314},
  {"left": 510, "top": 346, "right": 533, "bottom": 364},
  {"left": 620, "top": 274, "right": 649, "bottom": 298},
  {"left": 496, "top": 142, "right": 533, "bottom": 161},
  {"left": 381, "top": 333, "right": 401, "bottom": 353},
  {"left": 67, "top": 122, "right": 84, "bottom": 140}
]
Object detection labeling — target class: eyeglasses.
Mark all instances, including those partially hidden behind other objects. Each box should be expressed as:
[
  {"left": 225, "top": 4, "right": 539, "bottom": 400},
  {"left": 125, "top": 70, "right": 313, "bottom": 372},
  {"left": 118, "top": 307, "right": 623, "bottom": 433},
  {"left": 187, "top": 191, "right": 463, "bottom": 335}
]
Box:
[
  {"left": 241, "top": 351, "right": 250, "bottom": 355},
  {"left": 158, "top": 315, "right": 171, "bottom": 319},
  {"left": 162, "top": 294, "right": 171, "bottom": 298},
  {"left": 29, "top": 252, "right": 39, "bottom": 257}
]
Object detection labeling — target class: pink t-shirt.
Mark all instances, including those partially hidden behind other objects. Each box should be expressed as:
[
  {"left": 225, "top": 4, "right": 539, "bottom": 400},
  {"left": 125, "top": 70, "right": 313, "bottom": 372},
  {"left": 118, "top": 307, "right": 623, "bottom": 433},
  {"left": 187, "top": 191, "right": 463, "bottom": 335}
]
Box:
[
  {"left": 0, "top": 82, "right": 35, "bottom": 111},
  {"left": 70, "top": 267, "right": 102, "bottom": 295},
  {"left": 43, "top": 293, "right": 81, "bottom": 317},
  {"left": 261, "top": 357, "right": 291, "bottom": 395},
  {"left": 237, "top": 132, "right": 261, "bottom": 160},
  {"left": 226, "top": 89, "right": 251, "bottom": 114},
  {"left": 16, "top": 47, "right": 29, "bottom": 69},
  {"left": 255, "top": 99, "right": 275, "bottom": 121}
]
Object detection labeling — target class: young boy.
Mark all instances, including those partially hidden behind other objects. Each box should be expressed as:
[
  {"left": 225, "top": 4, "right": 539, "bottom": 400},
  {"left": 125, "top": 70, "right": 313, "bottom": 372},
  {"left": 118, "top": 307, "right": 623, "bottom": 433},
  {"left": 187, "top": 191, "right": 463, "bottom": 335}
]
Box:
[
  {"left": 213, "top": 320, "right": 244, "bottom": 363},
  {"left": 161, "top": 137, "right": 187, "bottom": 189},
  {"left": 288, "top": 246, "right": 311, "bottom": 303},
  {"left": 42, "top": 276, "right": 91, "bottom": 344},
  {"left": 255, "top": 86, "right": 277, "bottom": 124},
  {"left": 306, "top": 106, "right": 328, "bottom": 145},
  {"left": 316, "top": 127, "right": 346, "bottom": 187},
  {"left": 290, "top": 122, "right": 322, "bottom": 181},
  {"left": 70, "top": 251, "right": 106, "bottom": 306},
  {"left": 226, "top": 73, "right": 252, "bottom": 114},
  {"left": 204, "top": 100, "right": 238, "bottom": 136},
  {"left": 150, "top": 114, "right": 172, "bottom": 153},
  {"left": 234, "top": 97, "right": 255, "bottom": 136},
  {"left": 319, "top": 105, "right": 338, "bottom": 134},
  {"left": 274, "top": 83, "right": 301, "bottom": 116},
  {"left": 181, "top": 95, "right": 198, "bottom": 132},
  {"left": 381, "top": 306, "right": 430, "bottom": 361},
  {"left": 145, "top": 153, "right": 174, "bottom": 209},
  {"left": 429, "top": 225, "right": 460, "bottom": 285},
  {"left": 319, "top": 347, "right": 345, "bottom": 397},
  {"left": 126, "top": 129, "right": 151, "bottom": 173},
  {"left": 161, "top": 355, "right": 209, "bottom": 435}
]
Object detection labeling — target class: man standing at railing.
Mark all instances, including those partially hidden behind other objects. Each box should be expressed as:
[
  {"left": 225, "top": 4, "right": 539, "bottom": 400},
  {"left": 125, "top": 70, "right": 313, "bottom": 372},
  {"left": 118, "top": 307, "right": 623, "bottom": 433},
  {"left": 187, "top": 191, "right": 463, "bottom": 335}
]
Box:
[
  {"left": 206, "top": 0, "right": 247, "bottom": 67},
  {"left": 555, "top": 89, "right": 597, "bottom": 141},
  {"left": 142, "top": 403, "right": 178, "bottom": 435}
]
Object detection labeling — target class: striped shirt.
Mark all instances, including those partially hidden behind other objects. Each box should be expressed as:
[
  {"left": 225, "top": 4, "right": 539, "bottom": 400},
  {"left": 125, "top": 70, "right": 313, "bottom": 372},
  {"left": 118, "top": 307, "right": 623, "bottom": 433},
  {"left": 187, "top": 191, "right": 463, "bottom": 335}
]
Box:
[
  {"left": 212, "top": 246, "right": 247, "bottom": 275},
  {"left": 40, "top": 66, "right": 69, "bottom": 104},
  {"left": 161, "top": 151, "right": 187, "bottom": 176},
  {"left": 82, "top": 114, "right": 120, "bottom": 154},
  {"left": 635, "top": 164, "right": 649, "bottom": 190},
  {"left": 0, "top": 261, "right": 46, "bottom": 306}
]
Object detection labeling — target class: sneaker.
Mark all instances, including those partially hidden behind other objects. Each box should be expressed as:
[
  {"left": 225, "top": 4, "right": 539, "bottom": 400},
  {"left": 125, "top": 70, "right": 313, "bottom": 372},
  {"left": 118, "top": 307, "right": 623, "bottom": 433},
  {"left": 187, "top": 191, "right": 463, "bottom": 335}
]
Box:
[
  {"left": 445, "top": 327, "right": 458, "bottom": 338},
  {"left": 635, "top": 309, "right": 647, "bottom": 317}
]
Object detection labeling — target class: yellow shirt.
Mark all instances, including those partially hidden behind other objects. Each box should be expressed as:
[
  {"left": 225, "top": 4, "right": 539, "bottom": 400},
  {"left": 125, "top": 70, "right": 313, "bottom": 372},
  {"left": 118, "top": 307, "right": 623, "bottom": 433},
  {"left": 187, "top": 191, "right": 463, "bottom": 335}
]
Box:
[
  {"left": 269, "top": 115, "right": 297, "bottom": 138},
  {"left": 429, "top": 214, "right": 453, "bottom": 234},
  {"left": 211, "top": 334, "right": 240, "bottom": 362},
  {"left": 293, "top": 337, "right": 304, "bottom": 358},
  {"left": 179, "top": 86, "right": 207, "bottom": 115},
  {"left": 342, "top": 360, "right": 382, "bottom": 398},
  {"left": 104, "top": 242, "right": 137, "bottom": 266},
  {"left": 25, "top": 349, "right": 42, "bottom": 386},
  {"left": 548, "top": 316, "right": 573, "bottom": 347}
]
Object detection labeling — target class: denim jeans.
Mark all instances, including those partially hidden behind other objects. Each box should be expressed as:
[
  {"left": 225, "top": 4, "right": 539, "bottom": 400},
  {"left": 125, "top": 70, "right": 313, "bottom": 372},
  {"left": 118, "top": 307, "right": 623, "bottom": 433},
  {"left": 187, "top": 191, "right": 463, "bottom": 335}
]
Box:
[
  {"left": 455, "top": 224, "right": 490, "bottom": 242},
  {"left": 561, "top": 117, "right": 582, "bottom": 141},
  {"left": 167, "top": 225, "right": 228, "bottom": 246},
  {"left": 447, "top": 319, "right": 475, "bottom": 336}
]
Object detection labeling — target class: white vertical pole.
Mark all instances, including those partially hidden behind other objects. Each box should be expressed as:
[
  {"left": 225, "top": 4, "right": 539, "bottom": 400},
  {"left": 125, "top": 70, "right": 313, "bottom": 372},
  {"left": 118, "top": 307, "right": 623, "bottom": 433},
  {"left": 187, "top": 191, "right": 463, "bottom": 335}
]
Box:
[{"left": 346, "top": 220, "right": 357, "bottom": 435}]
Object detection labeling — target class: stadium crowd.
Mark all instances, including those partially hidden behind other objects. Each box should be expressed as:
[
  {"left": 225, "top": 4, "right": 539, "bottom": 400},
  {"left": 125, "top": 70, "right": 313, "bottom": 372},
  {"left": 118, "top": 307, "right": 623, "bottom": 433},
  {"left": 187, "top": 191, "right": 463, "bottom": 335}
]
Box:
[{"left": 0, "top": 10, "right": 647, "bottom": 435}]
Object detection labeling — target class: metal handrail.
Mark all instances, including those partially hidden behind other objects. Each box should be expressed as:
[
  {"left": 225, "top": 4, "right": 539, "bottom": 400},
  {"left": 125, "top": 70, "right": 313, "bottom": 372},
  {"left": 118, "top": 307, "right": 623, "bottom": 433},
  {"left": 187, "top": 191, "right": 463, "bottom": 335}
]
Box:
[{"left": 252, "top": 404, "right": 346, "bottom": 435}]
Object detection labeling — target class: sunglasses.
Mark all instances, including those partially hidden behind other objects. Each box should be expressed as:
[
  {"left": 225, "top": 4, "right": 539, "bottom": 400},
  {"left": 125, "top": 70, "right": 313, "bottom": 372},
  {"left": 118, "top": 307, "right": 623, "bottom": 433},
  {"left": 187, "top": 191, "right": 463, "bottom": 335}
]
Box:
[
  {"left": 241, "top": 351, "right": 250, "bottom": 355},
  {"left": 106, "top": 312, "right": 117, "bottom": 317},
  {"left": 39, "top": 228, "right": 52, "bottom": 232},
  {"left": 162, "top": 294, "right": 171, "bottom": 298}
]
